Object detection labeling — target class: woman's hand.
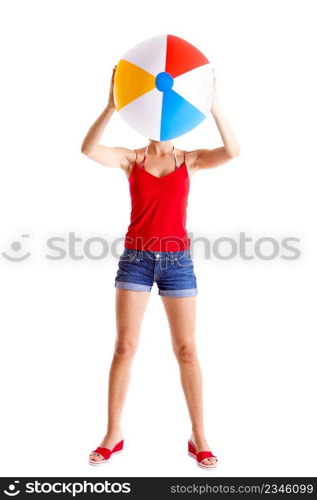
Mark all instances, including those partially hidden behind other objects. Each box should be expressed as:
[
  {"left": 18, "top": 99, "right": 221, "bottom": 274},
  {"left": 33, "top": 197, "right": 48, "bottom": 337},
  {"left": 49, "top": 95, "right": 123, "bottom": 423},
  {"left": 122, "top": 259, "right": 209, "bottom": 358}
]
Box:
[
  {"left": 206, "top": 66, "right": 240, "bottom": 157},
  {"left": 107, "top": 65, "right": 117, "bottom": 109},
  {"left": 210, "top": 67, "right": 219, "bottom": 114}
]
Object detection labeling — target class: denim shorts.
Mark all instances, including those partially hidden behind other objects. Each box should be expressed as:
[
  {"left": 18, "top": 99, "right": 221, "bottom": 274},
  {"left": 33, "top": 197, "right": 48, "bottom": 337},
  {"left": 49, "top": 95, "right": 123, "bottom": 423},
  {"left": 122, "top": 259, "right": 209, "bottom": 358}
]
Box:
[{"left": 114, "top": 248, "right": 198, "bottom": 297}]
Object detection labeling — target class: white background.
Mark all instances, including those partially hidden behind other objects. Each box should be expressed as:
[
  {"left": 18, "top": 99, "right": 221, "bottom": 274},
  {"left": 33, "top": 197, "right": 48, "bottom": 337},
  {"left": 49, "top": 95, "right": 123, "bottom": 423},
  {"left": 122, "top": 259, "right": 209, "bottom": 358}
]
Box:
[{"left": 0, "top": 0, "right": 316, "bottom": 478}]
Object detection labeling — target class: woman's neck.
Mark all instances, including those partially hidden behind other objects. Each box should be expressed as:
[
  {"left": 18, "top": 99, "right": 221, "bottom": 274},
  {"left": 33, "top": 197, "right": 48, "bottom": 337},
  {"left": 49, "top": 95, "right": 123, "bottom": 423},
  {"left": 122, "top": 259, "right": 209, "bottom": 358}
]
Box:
[{"left": 147, "top": 140, "right": 174, "bottom": 156}]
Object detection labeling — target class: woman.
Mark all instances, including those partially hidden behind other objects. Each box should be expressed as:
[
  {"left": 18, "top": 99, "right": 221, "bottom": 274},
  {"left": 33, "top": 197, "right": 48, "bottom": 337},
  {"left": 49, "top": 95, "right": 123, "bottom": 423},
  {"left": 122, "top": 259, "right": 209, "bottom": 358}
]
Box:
[{"left": 81, "top": 66, "right": 240, "bottom": 469}]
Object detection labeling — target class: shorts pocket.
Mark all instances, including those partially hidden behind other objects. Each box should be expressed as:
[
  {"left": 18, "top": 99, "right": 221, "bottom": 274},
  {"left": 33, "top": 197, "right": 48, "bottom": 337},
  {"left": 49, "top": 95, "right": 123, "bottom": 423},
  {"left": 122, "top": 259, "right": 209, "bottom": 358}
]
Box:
[
  {"left": 175, "top": 253, "right": 193, "bottom": 267},
  {"left": 120, "top": 249, "right": 138, "bottom": 263}
]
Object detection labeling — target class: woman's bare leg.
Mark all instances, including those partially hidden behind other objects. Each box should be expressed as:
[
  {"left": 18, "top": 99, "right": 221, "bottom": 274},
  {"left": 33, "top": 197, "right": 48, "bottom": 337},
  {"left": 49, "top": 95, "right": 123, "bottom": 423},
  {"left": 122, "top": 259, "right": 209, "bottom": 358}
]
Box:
[
  {"left": 161, "top": 295, "right": 217, "bottom": 466},
  {"left": 90, "top": 288, "right": 150, "bottom": 462}
]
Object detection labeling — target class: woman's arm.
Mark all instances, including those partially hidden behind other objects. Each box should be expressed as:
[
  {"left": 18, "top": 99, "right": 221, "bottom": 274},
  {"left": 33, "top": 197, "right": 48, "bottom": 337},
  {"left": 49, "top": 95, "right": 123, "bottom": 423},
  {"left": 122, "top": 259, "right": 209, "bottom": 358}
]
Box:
[
  {"left": 81, "top": 66, "right": 135, "bottom": 170},
  {"left": 186, "top": 69, "right": 240, "bottom": 171}
]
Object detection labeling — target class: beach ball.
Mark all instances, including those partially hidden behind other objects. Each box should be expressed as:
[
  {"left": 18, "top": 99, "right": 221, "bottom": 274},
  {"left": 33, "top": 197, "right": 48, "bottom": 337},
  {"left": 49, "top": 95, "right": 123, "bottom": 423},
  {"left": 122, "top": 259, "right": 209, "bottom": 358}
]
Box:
[{"left": 114, "top": 34, "right": 213, "bottom": 140}]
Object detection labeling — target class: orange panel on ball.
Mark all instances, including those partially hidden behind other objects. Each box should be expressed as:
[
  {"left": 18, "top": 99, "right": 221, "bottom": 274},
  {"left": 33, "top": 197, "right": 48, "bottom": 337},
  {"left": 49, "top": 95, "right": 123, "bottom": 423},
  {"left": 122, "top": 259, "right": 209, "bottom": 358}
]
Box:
[{"left": 114, "top": 60, "right": 156, "bottom": 111}]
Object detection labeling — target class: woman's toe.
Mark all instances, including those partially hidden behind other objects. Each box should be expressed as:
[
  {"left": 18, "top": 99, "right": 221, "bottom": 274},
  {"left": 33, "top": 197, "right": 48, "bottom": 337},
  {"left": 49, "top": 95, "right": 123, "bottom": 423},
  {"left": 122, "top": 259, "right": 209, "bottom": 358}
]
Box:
[{"left": 202, "top": 457, "right": 217, "bottom": 465}]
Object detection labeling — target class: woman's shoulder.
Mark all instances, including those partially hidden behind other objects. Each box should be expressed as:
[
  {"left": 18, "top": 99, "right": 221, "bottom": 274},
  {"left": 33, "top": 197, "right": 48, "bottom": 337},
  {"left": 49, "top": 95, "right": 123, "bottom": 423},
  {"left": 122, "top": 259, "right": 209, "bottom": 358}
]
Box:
[
  {"left": 122, "top": 147, "right": 147, "bottom": 180},
  {"left": 134, "top": 147, "right": 147, "bottom": 164},
  {"left": 175, "top": 148, "right": 198, "bottom": 174},
  {"left": 176, "top": 149, "right": 201, "bottom": 183}
]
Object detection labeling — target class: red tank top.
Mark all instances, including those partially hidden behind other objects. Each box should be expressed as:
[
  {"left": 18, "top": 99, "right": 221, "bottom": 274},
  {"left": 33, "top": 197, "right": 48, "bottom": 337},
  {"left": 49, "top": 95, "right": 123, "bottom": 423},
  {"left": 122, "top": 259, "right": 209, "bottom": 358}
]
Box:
[{"left": 124, "top": 145, "right": 191, "bottom": 252}]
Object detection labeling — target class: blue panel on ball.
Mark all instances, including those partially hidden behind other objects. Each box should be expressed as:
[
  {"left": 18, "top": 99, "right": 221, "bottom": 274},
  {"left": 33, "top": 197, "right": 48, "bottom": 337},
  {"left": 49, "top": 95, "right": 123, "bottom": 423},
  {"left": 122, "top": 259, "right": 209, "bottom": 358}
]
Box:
[{"left": 160, "top": 89, "right": 206, "bottom": 140}]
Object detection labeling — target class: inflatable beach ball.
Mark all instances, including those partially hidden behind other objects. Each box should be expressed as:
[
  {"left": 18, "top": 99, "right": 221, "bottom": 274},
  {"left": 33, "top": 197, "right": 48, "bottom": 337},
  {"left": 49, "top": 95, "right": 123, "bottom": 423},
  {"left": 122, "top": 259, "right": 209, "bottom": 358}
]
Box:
[{"left": 114, "top": 34, "right": 213, "bottom": 140}]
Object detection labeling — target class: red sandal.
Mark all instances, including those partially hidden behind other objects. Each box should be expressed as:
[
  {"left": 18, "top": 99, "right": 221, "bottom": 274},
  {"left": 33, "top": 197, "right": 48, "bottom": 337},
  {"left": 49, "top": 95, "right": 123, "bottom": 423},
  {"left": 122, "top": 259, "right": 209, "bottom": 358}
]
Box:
[
  {"left": 188, "top": 439, "right": 218, "bottom": 469},
  {"left": 89, "top": 439, "right": 124, "bottom": 466}
]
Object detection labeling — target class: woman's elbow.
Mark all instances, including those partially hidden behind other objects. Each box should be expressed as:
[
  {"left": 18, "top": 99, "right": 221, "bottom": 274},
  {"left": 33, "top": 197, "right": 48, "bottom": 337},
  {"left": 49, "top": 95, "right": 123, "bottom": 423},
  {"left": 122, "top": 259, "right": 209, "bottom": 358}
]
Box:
[
  {"left": 81, "top": 144, "right": 93, "bottom": 157},
  {"left": 228, "top": 147, "right": 240, "bottom": 158}
]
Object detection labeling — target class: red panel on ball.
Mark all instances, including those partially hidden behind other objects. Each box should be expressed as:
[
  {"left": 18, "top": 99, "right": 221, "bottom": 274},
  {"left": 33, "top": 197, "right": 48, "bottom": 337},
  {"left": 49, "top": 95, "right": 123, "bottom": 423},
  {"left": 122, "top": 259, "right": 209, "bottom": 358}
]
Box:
[{"left": 165, "top": 34, "right": 209, "bottom": 78}]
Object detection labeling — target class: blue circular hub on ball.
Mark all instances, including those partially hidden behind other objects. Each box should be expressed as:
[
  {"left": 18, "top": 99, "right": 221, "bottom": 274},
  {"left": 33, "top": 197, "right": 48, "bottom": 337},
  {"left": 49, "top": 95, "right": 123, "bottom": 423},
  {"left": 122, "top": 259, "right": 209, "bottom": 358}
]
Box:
[{"left": 155, "top": 72, "right": 174, "bottom": 92}]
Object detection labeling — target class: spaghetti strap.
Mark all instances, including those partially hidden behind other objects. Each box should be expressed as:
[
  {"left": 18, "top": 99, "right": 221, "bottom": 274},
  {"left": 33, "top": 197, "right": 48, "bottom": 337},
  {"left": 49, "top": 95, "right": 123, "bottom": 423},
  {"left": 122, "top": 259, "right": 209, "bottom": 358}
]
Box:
[
  {"left": 144, "top": 144, "right": 149, "bottom": 161},
  {"left": 173, "top": 146, "right": 182, "bottom": 170},
  {"left": 172, "top": 145, "right": 177, "bottom": 169},
  {"left": 140, "top": 145, "right": 148, "bottom": 170},
  {"left": 134, "top": 148, "right": 145, "bottom": 170},
  {"left": 175, "top": 149, "right": 185, "bottom": 169}
]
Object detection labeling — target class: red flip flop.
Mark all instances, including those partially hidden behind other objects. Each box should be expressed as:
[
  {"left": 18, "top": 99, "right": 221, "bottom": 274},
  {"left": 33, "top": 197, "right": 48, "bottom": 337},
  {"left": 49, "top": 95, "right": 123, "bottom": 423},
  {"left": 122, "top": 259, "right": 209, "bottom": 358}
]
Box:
[
  {"left": 188, "top": 439, "right": 218, "bottom": 469},
  {"left": 89, "top": 439, "right": 124, "bottom": 466}
]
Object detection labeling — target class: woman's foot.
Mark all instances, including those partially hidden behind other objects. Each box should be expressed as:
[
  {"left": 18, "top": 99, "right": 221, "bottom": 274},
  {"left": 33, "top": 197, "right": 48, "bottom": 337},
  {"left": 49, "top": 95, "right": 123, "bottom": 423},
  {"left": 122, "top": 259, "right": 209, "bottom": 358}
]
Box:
[
  {"left": 190, "top": 432, "right": 218, "bottom": 466},
  {"left": 89, "top": 430, "right": 124, "bottom": 463}
]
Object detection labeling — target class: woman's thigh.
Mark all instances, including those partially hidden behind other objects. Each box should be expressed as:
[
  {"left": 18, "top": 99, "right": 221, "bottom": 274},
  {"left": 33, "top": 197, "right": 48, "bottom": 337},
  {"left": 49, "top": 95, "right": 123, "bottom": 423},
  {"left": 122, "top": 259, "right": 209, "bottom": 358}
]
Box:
[
  {"left": 160, "top": 295, "right": 197, "bottom": 349},
  {"left": 115, "top": 288, "right": 151, "bottom": 346}
]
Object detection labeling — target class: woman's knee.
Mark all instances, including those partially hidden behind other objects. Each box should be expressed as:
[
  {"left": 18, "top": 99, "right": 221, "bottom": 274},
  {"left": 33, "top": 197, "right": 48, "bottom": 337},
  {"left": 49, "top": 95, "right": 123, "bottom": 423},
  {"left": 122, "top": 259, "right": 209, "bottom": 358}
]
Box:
[
  {"left": 114, "top": 338, "right": 138, "bottom": 359},
  {"left": 174, "top": 342, "right": 197, "bottom": 363}
]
